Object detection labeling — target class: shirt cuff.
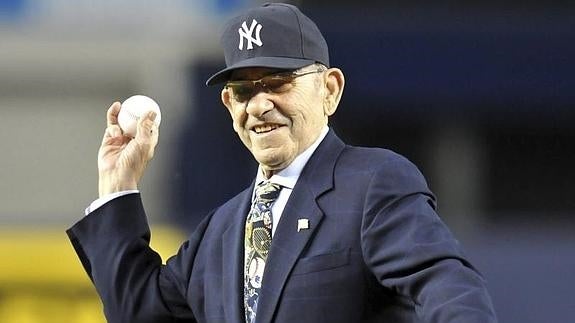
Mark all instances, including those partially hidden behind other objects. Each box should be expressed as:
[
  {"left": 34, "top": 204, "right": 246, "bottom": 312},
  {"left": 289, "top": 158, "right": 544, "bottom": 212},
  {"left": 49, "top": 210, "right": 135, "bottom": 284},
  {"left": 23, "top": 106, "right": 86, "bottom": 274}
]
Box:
[{"left": 85, "top": 190, "right": 140, "bottom": 215}]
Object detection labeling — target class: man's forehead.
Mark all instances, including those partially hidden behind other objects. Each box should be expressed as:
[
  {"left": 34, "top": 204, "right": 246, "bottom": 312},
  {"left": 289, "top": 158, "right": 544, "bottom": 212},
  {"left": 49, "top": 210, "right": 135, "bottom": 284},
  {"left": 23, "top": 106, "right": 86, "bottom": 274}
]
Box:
[{"left": 229, "top": 67, "right": 291, "bottom": 81}]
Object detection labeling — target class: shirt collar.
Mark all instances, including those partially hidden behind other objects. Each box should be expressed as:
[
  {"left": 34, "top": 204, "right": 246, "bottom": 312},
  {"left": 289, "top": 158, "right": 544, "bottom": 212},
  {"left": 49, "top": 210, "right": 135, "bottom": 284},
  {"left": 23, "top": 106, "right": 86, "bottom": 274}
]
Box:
[{"left": 255, "top": 126, "right": 329, "bottom": 190}]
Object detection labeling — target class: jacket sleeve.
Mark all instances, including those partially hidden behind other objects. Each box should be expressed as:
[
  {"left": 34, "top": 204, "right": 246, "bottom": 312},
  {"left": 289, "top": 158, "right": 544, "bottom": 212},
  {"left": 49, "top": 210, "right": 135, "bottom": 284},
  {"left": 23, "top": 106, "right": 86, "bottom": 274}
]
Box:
[
  {"left": 361, "top": 156, "right": 498, "bottom": 323},
  {"left": 66, "top": 193, "right": 203, "bottom": 323}
]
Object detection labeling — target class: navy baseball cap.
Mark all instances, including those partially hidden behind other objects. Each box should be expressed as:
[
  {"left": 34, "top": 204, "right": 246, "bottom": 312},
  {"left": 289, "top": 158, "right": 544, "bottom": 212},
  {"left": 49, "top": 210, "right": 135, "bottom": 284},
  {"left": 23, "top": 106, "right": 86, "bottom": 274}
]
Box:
[{"left": 205, "top": 3, "right": 330, "bottom": 86}]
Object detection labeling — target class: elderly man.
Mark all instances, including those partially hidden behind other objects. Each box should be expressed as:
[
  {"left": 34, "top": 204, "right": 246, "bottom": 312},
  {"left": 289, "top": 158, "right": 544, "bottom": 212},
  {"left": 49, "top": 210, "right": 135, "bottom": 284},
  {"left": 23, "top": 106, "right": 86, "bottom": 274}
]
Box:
[{"left": 67, "top": 3, "right": 497, "bottom": 323}]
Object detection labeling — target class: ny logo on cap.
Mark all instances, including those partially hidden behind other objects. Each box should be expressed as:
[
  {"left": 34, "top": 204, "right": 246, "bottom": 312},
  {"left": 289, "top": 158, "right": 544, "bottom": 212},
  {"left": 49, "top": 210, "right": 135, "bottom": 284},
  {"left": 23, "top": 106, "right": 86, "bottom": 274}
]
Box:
[{"left": 238, "top": 19, "right": 263, "bottom": 50}]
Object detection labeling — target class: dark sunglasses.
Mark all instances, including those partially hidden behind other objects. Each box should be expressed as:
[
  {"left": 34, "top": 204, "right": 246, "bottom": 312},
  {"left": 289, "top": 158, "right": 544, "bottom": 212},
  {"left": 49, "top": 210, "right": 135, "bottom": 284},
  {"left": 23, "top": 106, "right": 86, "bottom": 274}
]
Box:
[{"left": 225, "top": 68, "right": 325, "bottom": 103}]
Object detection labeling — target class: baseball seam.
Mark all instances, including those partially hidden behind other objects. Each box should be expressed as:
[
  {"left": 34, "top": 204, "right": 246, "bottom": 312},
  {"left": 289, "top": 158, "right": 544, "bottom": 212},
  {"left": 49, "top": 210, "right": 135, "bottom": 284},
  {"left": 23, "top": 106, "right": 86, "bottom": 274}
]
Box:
[{"left": 124, "top": 109, "right": 140, "bottom": 121}]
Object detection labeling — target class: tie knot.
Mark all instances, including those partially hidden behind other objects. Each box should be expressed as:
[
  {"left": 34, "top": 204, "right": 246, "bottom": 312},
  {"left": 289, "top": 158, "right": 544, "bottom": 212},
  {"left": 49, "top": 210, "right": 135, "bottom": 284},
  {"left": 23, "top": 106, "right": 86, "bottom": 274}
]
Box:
[{"left": 255, "top": 181, "right": 282, "bottom": 203}]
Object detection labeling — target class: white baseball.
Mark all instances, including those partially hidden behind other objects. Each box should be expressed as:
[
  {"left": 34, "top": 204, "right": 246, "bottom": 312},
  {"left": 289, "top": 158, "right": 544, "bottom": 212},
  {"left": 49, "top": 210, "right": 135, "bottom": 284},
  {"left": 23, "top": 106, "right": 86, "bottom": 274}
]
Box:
[{"left": 118, "top": 95, "right": 162, "bottom": 138}]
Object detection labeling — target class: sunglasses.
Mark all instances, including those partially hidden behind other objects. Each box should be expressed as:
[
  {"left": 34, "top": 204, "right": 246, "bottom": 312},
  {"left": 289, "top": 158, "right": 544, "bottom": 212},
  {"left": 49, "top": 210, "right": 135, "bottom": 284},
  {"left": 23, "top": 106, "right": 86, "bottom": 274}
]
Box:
[{"left": 225, "top": 68, "right": 325, "bottom": 103}]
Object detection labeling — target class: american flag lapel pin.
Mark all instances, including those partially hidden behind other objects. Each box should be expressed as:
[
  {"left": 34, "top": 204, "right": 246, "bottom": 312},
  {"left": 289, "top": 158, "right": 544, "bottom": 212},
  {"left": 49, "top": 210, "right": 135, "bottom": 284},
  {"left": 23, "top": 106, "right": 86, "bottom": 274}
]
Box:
[{"left": 297, "top": 218, "right": 310, "bottom": 232}]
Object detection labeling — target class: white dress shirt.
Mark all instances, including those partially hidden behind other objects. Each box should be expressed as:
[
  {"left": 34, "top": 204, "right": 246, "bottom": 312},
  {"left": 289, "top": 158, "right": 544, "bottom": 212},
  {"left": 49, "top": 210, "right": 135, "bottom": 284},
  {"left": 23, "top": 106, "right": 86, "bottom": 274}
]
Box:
[{"left": 253, "top": 126, "right": 328, "bottom": 236}]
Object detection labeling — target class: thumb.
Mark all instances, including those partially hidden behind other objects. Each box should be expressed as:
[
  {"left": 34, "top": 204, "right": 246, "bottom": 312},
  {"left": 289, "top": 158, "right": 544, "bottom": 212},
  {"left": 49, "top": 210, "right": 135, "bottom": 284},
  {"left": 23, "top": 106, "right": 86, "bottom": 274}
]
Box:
[
  {"left": 136, "top": 111, "right": 157, "bottom": 136},
  {"left": 135, "top": 111, "right": 160, "bottom": 154}
]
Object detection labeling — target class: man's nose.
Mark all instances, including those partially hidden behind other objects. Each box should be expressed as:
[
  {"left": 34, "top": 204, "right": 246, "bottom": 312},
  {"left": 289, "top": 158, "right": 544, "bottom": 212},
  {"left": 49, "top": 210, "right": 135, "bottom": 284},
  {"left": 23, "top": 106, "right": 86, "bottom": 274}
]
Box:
[{"left": 245, "top": 92, "right": 274, "bottom": 117}]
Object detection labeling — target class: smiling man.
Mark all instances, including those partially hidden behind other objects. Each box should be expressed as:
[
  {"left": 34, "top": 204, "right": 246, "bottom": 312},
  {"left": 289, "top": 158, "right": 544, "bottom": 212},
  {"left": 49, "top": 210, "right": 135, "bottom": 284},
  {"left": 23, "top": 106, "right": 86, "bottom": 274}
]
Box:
[
  {"left": 221, "top": 64, "right": 339, "bottom": 177},
  {"left": 67, "top": 3, "right": 497, "bottom": 323}
]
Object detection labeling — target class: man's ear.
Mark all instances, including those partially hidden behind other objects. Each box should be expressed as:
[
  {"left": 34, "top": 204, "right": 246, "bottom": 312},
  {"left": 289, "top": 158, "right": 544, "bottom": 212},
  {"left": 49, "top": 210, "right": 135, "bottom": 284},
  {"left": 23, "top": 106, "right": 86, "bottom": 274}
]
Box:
[
  {"left": 323, "top": 68, "right": 345, "bottom": 116},
  {"left": 221, "top": 87, "right": 234, "bottom": 116}
]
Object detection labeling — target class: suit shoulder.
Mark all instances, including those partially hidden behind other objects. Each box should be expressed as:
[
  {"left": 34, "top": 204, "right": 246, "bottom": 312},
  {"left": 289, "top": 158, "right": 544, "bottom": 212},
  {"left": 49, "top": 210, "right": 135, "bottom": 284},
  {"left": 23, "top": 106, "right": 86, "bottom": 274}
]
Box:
[
  {"left": 337, "top": 145, "right": 430, "bottom": 190},
  {"left": 339, "top": 145, "right": 419, "bottom": 172}
]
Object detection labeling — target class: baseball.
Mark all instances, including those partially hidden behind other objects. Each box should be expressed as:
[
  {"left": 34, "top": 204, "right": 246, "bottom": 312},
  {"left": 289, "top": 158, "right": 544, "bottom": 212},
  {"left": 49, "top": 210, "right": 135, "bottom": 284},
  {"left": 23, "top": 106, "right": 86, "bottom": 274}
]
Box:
[{"left": 118, "top": 95, "right": 162, "bottom": 138}]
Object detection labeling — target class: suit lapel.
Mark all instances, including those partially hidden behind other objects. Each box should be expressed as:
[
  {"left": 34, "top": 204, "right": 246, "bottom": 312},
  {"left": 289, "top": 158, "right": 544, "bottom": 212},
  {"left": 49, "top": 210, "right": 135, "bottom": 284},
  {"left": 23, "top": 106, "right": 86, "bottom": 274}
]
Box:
[
  {"left": 222, "top": 186, "right": 253, "bottom": 323},
  {"left": 255, "top": 130, "right": 346, "bottom": 323}
]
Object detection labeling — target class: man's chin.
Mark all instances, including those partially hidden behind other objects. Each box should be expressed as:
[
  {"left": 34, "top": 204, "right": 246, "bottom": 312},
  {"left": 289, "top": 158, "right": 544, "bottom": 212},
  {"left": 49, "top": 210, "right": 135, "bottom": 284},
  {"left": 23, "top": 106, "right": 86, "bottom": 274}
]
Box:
[{"left": 254, "top": 154, "right": 293, "bottom": 176}]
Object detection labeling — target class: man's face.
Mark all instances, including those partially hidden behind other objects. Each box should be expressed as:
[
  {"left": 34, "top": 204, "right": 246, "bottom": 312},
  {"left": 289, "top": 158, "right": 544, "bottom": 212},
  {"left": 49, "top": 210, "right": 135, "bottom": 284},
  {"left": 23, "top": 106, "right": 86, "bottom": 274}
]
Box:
[{"left": 221, "top": 66, "right": 328, "bottom": 177}]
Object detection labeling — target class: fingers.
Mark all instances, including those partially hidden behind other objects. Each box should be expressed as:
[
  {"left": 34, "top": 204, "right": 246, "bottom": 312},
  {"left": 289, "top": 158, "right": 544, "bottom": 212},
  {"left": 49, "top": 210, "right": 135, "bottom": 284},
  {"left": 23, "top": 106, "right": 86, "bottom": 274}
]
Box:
[
  {"left": 102, "top": 102, "right": 123, "bottom": 144},
  {"left": 102, "top": 124, "right": 123, "bottom": 144},
  {"left": 107, "top": 102, "right": 122, "bottom": 127}
]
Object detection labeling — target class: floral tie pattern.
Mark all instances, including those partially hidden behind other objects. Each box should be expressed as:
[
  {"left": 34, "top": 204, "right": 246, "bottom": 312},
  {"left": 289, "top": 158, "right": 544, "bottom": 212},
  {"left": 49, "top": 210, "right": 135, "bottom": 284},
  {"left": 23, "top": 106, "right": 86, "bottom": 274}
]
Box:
[{"left": 244, "top": 181, "right": 282, "bottom": 323}]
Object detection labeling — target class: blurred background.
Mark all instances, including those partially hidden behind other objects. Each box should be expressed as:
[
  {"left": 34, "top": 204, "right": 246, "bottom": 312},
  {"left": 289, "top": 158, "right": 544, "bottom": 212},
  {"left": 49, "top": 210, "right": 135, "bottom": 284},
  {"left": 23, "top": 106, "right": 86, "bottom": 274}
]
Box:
[{"left": 1, "top": 0, "right": 573, "bottom": 322}]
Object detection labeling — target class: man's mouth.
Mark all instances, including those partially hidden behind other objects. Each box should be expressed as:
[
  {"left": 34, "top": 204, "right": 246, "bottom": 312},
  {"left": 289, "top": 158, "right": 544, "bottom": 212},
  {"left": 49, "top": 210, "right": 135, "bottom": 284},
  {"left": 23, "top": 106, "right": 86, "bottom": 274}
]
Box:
[{"left": 252, "top": 124, "right": 281, "bottom": 134}]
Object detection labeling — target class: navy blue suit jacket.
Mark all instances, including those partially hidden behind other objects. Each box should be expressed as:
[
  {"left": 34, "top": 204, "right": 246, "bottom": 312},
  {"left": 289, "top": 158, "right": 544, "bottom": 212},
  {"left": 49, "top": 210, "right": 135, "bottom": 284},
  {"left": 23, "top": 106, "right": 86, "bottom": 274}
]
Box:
[{"left": 67, "top": 130, "right": 497, "bottom": 322}]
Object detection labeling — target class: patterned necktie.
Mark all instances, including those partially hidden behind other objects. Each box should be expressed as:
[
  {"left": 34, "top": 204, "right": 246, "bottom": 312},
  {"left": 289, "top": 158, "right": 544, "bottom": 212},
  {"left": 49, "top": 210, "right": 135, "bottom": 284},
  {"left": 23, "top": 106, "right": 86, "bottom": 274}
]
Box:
[{"left": 244, "top": 181, "right": 282, "bottom": 323}]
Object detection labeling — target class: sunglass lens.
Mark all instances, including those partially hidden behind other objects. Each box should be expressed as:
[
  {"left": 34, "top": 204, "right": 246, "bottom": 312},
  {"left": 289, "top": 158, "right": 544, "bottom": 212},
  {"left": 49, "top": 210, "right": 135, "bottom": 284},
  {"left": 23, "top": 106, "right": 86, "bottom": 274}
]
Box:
[
  {"left": 232, "top": 84, "right": 255, "bottom": 102},
  {"left": 264, "top": 76, "right": 292, "bottom": 93}
]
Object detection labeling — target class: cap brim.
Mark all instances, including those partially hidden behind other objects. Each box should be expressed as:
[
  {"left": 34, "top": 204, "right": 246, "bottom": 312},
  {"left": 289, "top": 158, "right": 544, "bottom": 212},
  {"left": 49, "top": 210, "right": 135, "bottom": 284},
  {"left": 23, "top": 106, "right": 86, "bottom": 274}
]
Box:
[{"left": 205, "top": 56, "right": 316, "bottom": 86}]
